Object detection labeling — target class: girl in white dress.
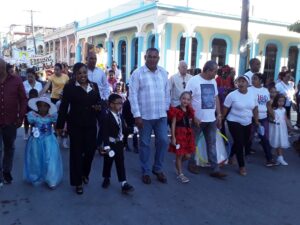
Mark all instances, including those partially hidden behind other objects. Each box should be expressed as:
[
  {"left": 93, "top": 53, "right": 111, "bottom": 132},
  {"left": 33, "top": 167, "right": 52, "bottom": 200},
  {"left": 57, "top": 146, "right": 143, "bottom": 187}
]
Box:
[{"left": 269, "top": 94, "right": 293, "bottom": 165}]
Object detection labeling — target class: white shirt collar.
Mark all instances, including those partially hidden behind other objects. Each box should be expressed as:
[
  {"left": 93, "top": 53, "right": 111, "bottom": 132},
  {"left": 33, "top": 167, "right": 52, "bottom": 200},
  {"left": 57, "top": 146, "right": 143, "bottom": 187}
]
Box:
[
  {"left": 110, "top": 110, "right": 121, "bottom": 124},
  {"left": 75, "top": 81, "right": 93, "bottom": 93}
]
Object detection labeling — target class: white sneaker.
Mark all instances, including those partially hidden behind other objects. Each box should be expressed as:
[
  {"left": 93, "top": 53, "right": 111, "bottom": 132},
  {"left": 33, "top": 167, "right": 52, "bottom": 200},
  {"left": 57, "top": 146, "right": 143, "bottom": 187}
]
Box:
[
  {"left": 0, "top": 182, "right": 3, "bottom": 188},
  {"left": 277, "top": 156, "right": 288, "bottom": 166},
  {"left": 62, "top": 138, "right": 69, "bottom": 149},
  {"left": 177, "top": 174, "right": 190, "bottom": 183}
]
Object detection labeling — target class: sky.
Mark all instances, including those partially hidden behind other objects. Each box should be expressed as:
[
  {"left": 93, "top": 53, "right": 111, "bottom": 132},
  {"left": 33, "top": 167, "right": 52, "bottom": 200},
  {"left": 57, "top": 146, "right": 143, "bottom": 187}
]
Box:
[{"left": 0, "top": 0, "right": 299, "bottom": 33}]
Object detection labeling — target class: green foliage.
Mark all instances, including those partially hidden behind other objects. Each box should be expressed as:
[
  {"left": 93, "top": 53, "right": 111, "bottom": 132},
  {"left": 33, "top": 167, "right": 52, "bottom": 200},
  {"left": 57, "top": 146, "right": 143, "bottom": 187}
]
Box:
[{"left": 288, "top": 21, "right": 300, "bottom": 33}]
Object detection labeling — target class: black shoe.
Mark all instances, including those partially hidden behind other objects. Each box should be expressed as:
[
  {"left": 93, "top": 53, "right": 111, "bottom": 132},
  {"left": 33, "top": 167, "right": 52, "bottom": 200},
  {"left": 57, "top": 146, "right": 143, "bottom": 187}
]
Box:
[
  {"left": 75, "top": 185, "right": 83, "bottom": 195},
  {"left": 210, "top": 172, "right": 227, "bottom": 179},
  {"left": 122, "top": 182, "right": 134, "bottom": 194},
  {"left": 152, "top": 170, "right": 167, "bottom": 183},
  {"left": 102, "top": 178, "right": 110, "bottom": 189},
  {"left": 82, "top": 176, "right": 89, "bottom": 185},
  {"left": 3, "top": 172, "right": 13, "bottom": 184},
  {"left": 133, "top": 148, "right": 139, "bottom": 154}
]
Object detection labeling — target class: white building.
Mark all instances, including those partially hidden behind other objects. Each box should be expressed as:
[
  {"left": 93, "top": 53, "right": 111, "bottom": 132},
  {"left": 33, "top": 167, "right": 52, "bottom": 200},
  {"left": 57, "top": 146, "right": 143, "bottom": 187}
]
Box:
[{"left": 75, "top": 0, "right": 300, "bottom": 82}]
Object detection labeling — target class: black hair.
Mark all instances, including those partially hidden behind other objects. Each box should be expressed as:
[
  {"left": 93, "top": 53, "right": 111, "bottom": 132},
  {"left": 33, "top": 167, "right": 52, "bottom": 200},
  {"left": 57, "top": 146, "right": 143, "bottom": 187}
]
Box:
[
  {"left": 194, "top": 68, "right": 201, "bottom": 75},
  {"left": 180, "top": 91, "right": 192, "bottom": 99},
  {"left": 108, "top": 69, "right": 115, "bottom": 74},
  {"left": 26, "top": 68, "right": 39, "bottom": 80},
  {"left": 272, "top": 93, "right": 286, "bottom": 109},
  {"left": 203, "top": 60, "right": 218, "bottom": 73},
  {"left": 146, "top": 47, "right": 159, "bottom": 54},
  {"left": 249, "top": 58, "right": 260, "bottom": 66},
  {"left": 54, "top": 63, "right": 62, "bottom": 70},
  {"left": 26, "top": 68, "right": 36, "bottom": 75},
  {"left": 267, "top": 82, "right": 276, "bottom": 91},
  {"left": 252, "top": 72, "right": 265, "bottom": 84},
  {"left": 73, "top": 62, "right": 87, "bottom": 76},
  {"left": 6, "top": 63, "right": 14, "bottom": 74},
  {"left": 28, "top": 88, "right": 39, "bottom": 99},
  {"left": 108, "top": 93, "right": 122, "bottom": 103}
]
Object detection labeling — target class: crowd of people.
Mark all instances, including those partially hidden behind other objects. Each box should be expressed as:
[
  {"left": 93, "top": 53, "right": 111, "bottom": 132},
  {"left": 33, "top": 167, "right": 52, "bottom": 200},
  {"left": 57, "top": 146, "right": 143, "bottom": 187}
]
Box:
[{"left": 0, "top": 47, "right": 299, "bottom": 195}]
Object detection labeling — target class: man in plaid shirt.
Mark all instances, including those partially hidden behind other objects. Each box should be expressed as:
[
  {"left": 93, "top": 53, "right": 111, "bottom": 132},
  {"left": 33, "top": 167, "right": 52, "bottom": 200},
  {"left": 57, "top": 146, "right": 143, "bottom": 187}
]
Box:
[{"left": 129, "top": 48, "right": 170, "bottom": 185}]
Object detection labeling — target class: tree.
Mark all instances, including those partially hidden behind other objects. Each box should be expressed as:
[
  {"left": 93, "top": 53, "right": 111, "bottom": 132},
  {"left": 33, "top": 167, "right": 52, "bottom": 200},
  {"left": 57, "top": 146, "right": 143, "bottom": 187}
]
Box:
[{"left": 288, "top": 21, "right": 300, "bottom": 33}]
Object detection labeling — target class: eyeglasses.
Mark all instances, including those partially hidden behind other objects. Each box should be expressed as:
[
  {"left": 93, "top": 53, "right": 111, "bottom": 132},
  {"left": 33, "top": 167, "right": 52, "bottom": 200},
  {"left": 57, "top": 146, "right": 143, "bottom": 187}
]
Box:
[{"left": 182, "top": 82, "right": 186, "bottom": 89}]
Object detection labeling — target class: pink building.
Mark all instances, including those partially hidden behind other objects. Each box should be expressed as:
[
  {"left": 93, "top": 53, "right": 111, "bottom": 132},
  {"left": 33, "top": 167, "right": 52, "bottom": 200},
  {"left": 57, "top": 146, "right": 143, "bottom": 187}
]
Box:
[{"left": 44, "top": 22, "right": 77, "bottom": 66}]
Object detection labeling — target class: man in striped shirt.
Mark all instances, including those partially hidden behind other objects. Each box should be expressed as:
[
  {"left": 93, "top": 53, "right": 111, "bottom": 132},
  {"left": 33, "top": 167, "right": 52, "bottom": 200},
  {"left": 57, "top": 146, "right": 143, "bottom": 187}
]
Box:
[{"left": 129, "top": 48, "right": 170, "bottom": 185}]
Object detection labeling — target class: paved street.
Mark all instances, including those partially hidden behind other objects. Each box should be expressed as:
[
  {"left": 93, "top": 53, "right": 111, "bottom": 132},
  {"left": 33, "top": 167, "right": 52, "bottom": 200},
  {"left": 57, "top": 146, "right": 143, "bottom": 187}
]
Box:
[{"left": 1, "top": 128, "right": 300, "bottom": 225}]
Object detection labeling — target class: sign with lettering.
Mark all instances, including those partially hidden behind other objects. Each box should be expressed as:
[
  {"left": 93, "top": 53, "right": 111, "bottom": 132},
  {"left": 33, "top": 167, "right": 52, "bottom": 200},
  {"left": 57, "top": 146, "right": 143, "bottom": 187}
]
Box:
[{"left": 30, "top": 53, "right": 54, "bottom": 67}]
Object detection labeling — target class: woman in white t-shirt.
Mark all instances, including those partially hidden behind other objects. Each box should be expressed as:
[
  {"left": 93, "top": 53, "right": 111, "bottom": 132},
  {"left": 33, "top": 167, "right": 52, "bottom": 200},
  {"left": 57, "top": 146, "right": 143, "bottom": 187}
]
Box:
[
  {"left": 275, "top": 71, "right": 295, "bottom": 119},
  {"left": 249, "top": 73, "right": 275, "bottom": 166},
  {"left": 223, "top": 75, "right": 259, "bottom": 176},
  {"left": 22, "top": 68, "right": 43, "bottom": 140},
  {"left": 23, "top": 68, "right": 43, "bottom": 97}
]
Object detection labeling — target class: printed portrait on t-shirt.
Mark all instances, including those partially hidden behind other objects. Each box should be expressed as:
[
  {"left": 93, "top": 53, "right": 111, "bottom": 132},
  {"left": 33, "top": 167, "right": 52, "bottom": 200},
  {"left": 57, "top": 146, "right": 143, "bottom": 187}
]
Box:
[{"left": 201, "top": 84, "right": 215, "bottom": 109}]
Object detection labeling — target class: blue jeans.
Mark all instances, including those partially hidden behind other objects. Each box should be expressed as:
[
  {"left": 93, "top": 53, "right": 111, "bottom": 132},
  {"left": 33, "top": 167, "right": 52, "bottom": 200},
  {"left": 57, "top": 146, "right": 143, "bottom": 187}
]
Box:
[
  {"left": 0, "top": 125, "right": 17, "bottom": 182},
  {"left": 191, "top": 121, "right": 219, "bottom": 172},
  {"left": 139, "top": 117, "right": 168, "bottom": 175}
]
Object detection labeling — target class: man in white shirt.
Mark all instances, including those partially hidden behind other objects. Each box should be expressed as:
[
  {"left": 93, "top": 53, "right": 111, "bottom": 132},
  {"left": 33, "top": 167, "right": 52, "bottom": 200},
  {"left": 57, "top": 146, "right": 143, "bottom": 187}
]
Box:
[
  {"left": 169, "top": 60, "right": 193, "bottom": 107},
  {"left": 107, "top": 61, "right": 122, "bottom": 82},
  {"left": 87, "top": 52, "right": 110, "bottom": 150},
  {"left": 185, "top": 60, "right": 227, "bottom": 179},
  {"left": 129, "top": 48, "right": 170, "bottom": 185},
  {"left": 244, "top": 58, "right": 261, "bottom": 83}
]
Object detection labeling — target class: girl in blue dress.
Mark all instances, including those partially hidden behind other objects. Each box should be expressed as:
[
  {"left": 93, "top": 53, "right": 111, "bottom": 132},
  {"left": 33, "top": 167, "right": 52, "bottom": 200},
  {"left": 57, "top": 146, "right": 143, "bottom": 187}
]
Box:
[{"left": 24, "top": 96, "right": 63, "bottom": 189}]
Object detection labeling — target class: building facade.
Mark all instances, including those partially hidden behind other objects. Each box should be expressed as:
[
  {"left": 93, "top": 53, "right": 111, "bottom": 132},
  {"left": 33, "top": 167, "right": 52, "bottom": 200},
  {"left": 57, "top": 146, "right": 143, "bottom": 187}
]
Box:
[
  {"left": 43, "top": 22, "right": 77, "bottom": 66},
  {"left": 73, "top": 0, "right": 300, "bottom": 83}
]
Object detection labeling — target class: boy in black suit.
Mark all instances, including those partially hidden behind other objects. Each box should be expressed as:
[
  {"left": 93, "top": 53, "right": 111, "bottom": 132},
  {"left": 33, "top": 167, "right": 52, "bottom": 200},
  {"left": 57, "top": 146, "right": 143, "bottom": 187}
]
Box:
[{"left": 102, "top": 94, "right": 134, "bottom": 194}]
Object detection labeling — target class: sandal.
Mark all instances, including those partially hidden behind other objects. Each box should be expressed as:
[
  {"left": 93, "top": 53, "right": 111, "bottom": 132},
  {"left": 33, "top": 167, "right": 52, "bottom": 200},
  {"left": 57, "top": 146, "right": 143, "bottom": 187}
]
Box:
[
  {"left": 239, "top": 168, "right": 247, "bottom": 176},
  {"left": 177, "top": 174, "right": 190, "bottom": 183},
  {"left": 75, "top": 185, "right": 83, "bottom": 195}
]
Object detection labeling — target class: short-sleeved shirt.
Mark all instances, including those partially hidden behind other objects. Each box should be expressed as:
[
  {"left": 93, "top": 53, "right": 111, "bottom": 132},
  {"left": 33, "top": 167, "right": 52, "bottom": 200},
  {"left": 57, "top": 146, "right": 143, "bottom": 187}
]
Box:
[
  {"left": 249, "top": 86, "right": 270, "bottom": 119},
  {"left": 48, "top": 74, "right": 69, "bottom": 99},
  {"left": 224, "top": 89, "right": 258, "bottom": 126},
  {"left": 23, "top": 80, "right": 43, "bottom": 97},
  {"left": 185, "top": 75, "right": 218, "bottom": 122}
]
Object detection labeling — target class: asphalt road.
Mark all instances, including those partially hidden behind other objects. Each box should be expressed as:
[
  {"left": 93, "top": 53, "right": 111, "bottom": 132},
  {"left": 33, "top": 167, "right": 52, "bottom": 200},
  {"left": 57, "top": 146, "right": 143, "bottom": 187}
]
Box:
[{"left": 1, "top": 128, "right": 300, "bottom": 225}]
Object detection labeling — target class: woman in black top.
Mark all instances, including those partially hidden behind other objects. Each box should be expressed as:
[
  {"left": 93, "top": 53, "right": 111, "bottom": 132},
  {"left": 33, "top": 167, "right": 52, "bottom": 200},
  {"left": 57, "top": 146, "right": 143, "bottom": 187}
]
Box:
[{"left": 57, "top": 62, "right": 101, "bottom": 194}]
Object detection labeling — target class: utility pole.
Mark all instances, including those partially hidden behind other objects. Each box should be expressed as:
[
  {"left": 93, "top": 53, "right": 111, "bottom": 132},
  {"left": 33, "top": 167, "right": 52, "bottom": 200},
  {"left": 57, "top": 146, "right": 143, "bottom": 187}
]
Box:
[
  {"left": 25, "top": 10, "right": 39, "bottom": 55},
  {"left": 238, "top": 0, "right": 250, "bottom": 76}
]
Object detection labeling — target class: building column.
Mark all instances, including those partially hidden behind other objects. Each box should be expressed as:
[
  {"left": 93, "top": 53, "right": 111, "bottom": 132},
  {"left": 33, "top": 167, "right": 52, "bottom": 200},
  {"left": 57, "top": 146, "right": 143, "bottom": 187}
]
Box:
[
  {"left": 183, "top": 24, "right": 195, "bottom": 68},
  {"left": 153, "top": 24, "right": 164, "bottom": 52},
  {"left": 66, "top": 36, "right": 70, "bottom": 65},
  {"left": 75, "top": 39, "right": 82, "bottom": 63},
  {"left": 154, "top": 32, "right": 161, "bottom": 50},
  {"left": 183, "top": 33, "right": 193, "bottom": 67},
  {"left": 249, "top": 33, "right": 259, "bottom": 59},
  {"left": 295, "top": 45, "right": 300, "bottom": 84},
  {"left": 59, "top": 38, "right": 63, "bottom": 62},
  {"left": 52, "top": 40, "right": 56, "bottom": 63},
  {"left": 164, "top": 23, "right": 172, "bottom": 69},
  {"left": 105, "top": 37, "right": 113, "bottom": 68},
  {"left": 135, "top": 32, "right": 145, "bottom": 67}
]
